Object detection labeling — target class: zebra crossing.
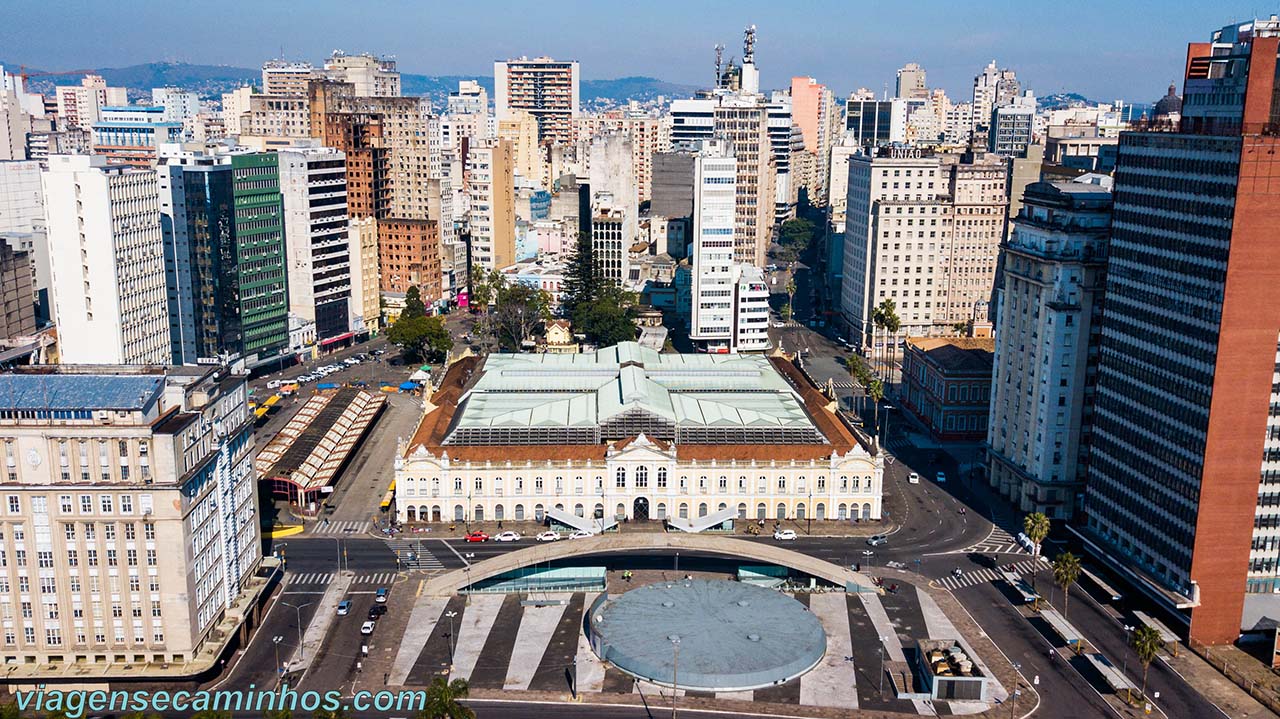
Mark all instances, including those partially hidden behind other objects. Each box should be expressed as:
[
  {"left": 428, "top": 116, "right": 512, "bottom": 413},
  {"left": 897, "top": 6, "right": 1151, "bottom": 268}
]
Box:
[
  {"left": 387, "top": 538, "right": 445, "bottom": 571},
  {"left": 831, "top": 380, "right": 856, "bottom": 389},
  {"left": 963, "top": 524, "right": 1025, "bottom": 554},
  {"left": 310, "top": 520, "right": 371, "bottom": 535},
  {"left": 286, "top": 571, "right": 399, "bottom": 586},
  {"left": 935, "top": 558, "right": 1042, "bottom": 591}
]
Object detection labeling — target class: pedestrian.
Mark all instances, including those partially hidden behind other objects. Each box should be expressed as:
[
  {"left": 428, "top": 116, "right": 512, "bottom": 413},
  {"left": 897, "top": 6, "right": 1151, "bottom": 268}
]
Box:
[{"left": 498, "top": 520, "right": 503, "bottom": 530}]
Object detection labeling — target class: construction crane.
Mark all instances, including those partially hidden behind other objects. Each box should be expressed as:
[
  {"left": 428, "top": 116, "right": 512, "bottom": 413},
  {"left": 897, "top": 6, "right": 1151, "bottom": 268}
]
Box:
[{"left": 15, "top": 65, "right": 95, "bottom": 82}]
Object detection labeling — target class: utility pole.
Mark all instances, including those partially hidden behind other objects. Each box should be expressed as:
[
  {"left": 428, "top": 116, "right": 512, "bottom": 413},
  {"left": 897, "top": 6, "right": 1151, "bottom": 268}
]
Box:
[
  {"left": 670, "top": 635, "right": 680, "bottom": 719},
  {"left": 272, "top": 635, "right": 284, "bottom": 685},
  {"left": 282, "top": 601, "right": 313, "bottom": 660},
  {"left": 878, "top": 637, "right": 886, "bottom": 695},
  {"left": 445, "top": 610, "right": 458, "bottom": 671}
]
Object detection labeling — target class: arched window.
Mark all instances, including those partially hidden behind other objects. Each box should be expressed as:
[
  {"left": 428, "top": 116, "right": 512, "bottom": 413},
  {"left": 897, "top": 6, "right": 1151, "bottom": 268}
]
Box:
[
  {"left": 862, "top": 503, "right": 872, "bottom": 520},
  {"left": 535, "top": 504, "right": 545, "bottom": 521},
  {"left": 474, "top": 505, "right": 484, "bottom": 521},
  {"left": 717, "top": 502, "right": 727, "bottom": 512},
  {"left": 698, "top": 502, "right": 708, "bottom": 517},
  {"left": 636, "top": 466, "right": 649, "bottom": 487},
  {"left": 616, "top": 502, "right": 626, "bottom": 518},
  {"left": 796, "top": 503, "right": 806, "bottom": 519},
  {"left": 838, "top": 503, "right": 848, "bottom": 520},
  {"left": 776, "top": 502, "right": 786, "bottom": 519},
  {"left": 718, "top": 476, "right": 727, "bottom": 491},
  {"left": 515, "top": 504, "right": 525, "bottom": 520},
  {"left": 495, "top": 504, "right": 505, "bottom": 520},
  {"left": 816, "top": 503, "right": 826, "bottom": 520},
  {"left": 575, "top": 503, "right": 585, "bottom": 517},
  {"left": 616, "top": 467, "right": 627, "bottom": 488},
  {"left": 405, "top": 507, "right": 417, "bottom": 522},
  {"left": 432, "top": 505, "right": 442, "bottom": 522},
  {"left": 679, "top": 503, "right": 689, "bottom": 519},
  {"left": 657, "top": 467, "right": 668, "bottom": 488},
  {"left": 756, "top": 503, "right": 767, "bottom": 519},
  {"left": 737, "top": 503, "right": 747, "bottom": 519},
  {"left": 657, "top": 503, "right": 668, "bottom": 520},
  {"left": 454, "top": 505, "right": 465, "bottom": 521},
  {"left": 594, "top": 503, "right": 604, "bottom": 519},
  {"left": 418, "top": 505, "right": 428, "bottom": 521}
]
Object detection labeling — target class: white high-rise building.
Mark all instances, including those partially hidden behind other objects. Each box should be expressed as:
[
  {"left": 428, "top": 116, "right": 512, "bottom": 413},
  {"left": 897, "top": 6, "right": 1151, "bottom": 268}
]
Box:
[
  {"left": 689, "top": 140, "right": 770, "bottom": 353},
  {"left": 971, "top": 61, "right": 1020, "bottom": 140},
  {"left": 0, "top": 160, "right": 44, "bottom": 232},
  {"left": 448, "top": 80, "right": 488, "bottom": 115},
  {"left": 278, "top": 146, "right": 352, "bottom": 341},
  {"left": 988, "top": 179, "right": 1112, "bottom": 520},
  {"left": 150, "top": 87, "right": 201, "bottom": 125},
  {"left": 896, "top": 63, "right": 929, "bottom": 100},
  {"left": 323, "top": 52, "right": 401, "bottom": 97},
  {"left": 42, "top": 155, "right": 169, "bottom": 364},
  {"left": 55, "top": 75, "right": 127, "bottom": 129}
]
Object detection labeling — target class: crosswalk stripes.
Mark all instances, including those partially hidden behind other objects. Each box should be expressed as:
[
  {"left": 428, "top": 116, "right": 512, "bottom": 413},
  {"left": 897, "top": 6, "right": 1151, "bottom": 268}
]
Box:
[
  {"left": 286, "top": 571, "right": 400, "bottom": 586},
  {"left": 831, "top": 380, "right": 855, "bottom": 389},
  {"left": 935, "top": 558, "right": 1042, "bottom": 591},
  {"left": 387, "top": 538, "right": 445, "bottom": 570},
  {"left": 963, "top": 524, "right": 1025, "bottom": 555},
  {"left": 310, "top": 520, "right": 371, "bottom": 535}
]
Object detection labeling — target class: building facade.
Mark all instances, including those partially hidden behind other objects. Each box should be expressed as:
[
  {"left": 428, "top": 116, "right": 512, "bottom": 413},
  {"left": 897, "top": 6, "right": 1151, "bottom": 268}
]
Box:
[
  {"left": 987, "top": 181, "right": 1111, "bottom": 520},
  {"left": 395, "top": 344, "right": 883, "bottom": 525},
  {"left": 901, "top": 337, "right": 994, "bottom": 442},
  {"left": 0, "top": 366, "right": 260, "bottom": 669},
  {"left": 43, "top": 155, "right": 170, "bottom": 365},
  {"left": 91, "top": 106, "right": 184, "bottom": 167},
  {"left": 1080, "top": 19, "right": 1280, "bottom": 645},
  {"left": 494, "top": 57, "right": 580, "bottom": 146},
  {"left": 55, "top": 76, "right": 128, "bottom": 130},
  {"left": 466, "top": 138, "right": 516, "bottom": 273},
  {"left": 278, "top": 146, "right": 352, "bottom": 342}
]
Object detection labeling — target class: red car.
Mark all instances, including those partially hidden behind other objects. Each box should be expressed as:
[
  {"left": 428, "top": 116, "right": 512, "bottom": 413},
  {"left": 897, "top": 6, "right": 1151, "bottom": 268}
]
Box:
[{"left": 464, "top": 531, "right": 489, "bottom": 542}]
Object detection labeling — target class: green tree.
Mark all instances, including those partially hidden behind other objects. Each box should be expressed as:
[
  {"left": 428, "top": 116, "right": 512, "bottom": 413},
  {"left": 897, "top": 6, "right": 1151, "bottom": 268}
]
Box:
[
  {"left": 867, "top": 378, "right": 884, "bottom": 448},
  {"left": 418, "top": 676, "right": 475, "bottom": 719},
  {"left": 1052, "top": 551, "right": 1082, "bottom": 619},
  {"left": 492, "top": 279, "right": 551, "bottom": 351},
  {"left": 401, "top": 286, "right": 426, "bottom": 320},
  {"left": 560, "top": 231, "right": 599, "bottom": 321},
  {"left": 780, "top": 302, "right": 792, "bottom": 322},
  {"left": 1131, "top": 625, "right": 1165, "bottom": 700},
  {"left": 468, "top": 270, "right": 496, "bottom": 315},
  {"left": 388, "top": 315, "right": 454, "bottom": 362},
  {"left": 871, "top": 299, "right": 901, "bottom": 383},
  {"left": 576, "top": 284, "right": 637, "bottom": 347},
  {"left": 1023, "top": 512, "right": 1051, "bottom": 594},
  {"left": 785, "top": 279, "right": 797, "bottom": 319}
]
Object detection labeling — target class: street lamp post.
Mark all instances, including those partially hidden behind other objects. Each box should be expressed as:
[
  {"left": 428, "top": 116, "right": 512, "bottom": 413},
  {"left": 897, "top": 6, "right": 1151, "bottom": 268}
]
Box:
[
  {"left": 670, "top": 635, "right": 680, "bottom": 719},
  {"left": 272, "top": 635, "right": 284, "bottom": 685},
  {"left": 1009, "top": 687, "right": 1022, "bottom": 719},
  {"left": 807, "top": 488, "right": 813, "bottom": 535},
  {"left": 1122, "top": 625, "right": 1134, "bottom": 702},
  {"left": 1008, "top": 662, "right": 1022, "bottom": 719},
  {"left": 878, "top": 635, "right": 887, "bottom": 695},
  {"left": 445, "top": 610, "right": 458, "bottom": 671},
  {"left": 282, "top": 601, "right": 313, "bottom": 661}
]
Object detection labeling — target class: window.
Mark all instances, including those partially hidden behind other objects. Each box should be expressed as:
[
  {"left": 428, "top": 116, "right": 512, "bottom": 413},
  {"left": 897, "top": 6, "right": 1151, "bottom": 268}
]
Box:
[
  {"left": 60, "top": 495, "right": 73, "bottom": 514},
  {"left": 120, "top": 495, "right": 133, "bottom": 514},
  {"left": 657, "top": 468, "right": 667, "bottom": 488},
  {"left": 636, "top": 466, "right": 648, "bottom": 488},
  {"left": 6, "top": 495, "right": 18, "bottom": 514},
  {"left": 80, "top": 495, "right": 92, "bottom": 514},
  {"left": 143, "top": 523, "right": 154, "bottom": 540},
  {"left": 64, "top": 524, "right": 75, "bottom": 541},
  {"left": 100, "top": 496, "right": 113, "bottom": 514},
  {"left": 615, "top": 467, "right": 626, "bottom": 489}
]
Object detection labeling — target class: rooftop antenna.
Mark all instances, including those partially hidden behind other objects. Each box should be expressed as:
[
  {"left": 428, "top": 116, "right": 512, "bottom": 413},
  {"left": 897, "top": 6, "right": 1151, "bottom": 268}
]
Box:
[
  {"left": 744, "top": 25, "right": 757, "bottom": 64},
  {"left": 714, "top": 44, "right": 724, "bottom": 87}
]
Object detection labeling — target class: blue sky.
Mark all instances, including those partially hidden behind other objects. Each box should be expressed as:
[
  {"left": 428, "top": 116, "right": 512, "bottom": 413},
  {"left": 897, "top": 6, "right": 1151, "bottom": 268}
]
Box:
[{"left": 1, "top": 0, "right": 1262, "bottom": 102}]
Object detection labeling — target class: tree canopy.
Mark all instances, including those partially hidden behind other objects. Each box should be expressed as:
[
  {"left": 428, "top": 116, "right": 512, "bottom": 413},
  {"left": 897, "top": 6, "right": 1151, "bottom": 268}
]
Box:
[
  {"left": 388, "top": 314, "right": 453, "bottom": 362},
  {"left": 559, "top": 230, "right": 636, "bottom": 347}
]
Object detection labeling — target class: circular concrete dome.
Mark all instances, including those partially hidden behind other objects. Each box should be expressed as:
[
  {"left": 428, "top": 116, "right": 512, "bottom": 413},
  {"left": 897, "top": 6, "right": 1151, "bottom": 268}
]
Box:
[{"left": 587, "top": 579, "right": 826, "bottom": 692}]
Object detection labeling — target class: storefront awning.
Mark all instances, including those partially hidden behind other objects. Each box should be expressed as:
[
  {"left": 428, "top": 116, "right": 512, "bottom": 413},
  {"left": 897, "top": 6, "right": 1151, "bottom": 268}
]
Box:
[{"left": 666, "top": 506, "right": 737, "bottom": 533}]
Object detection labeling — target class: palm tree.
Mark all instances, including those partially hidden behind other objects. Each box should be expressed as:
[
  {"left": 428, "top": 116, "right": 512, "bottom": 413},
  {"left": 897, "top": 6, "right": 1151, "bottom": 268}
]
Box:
[
  {"left": 879, "top": 300, "right": 901, "bottom": 385},
  {"left": 870, "top": 304, "right": 887, "bottom": 382},
  {"left": 418, "top": 676, "right": 474, "bottom": 719},
  {"left": 1023, "top": 512, "right": 1051, "bottom": 593},
  {"left": 1052, "top": 551, "right": 1082, "bottom": 619},
  {"left": 868, "top": 379, "right": 885, "bottom": 449},
  {"left": 1131, "top": 625, "right": 1164, "bottom": 700},
  {"left": 785, "top": 279, "right": 797, "bottom": 322}
]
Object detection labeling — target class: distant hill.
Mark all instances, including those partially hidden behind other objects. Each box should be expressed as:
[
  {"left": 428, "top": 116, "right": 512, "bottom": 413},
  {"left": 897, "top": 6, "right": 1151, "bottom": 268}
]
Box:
[
  {"left": 1039, "top": 91, "right": 1154, "bottom": 116},
  {"left": 9, "top": 61, "right": 698, "bottom": 107}
]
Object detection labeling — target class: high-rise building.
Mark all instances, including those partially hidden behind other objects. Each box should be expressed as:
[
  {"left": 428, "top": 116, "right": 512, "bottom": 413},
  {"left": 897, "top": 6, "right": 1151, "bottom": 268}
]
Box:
[
  {"left": 714, "top": 99, "right": 775, "bottom": 267},
  {"left": 789, "top": 77, "right": 837, "bottom": 205},
  {"left": 767, "top": 92, "right": 797, "bottom": 222},
  {"left": 0, "top": 364, "right": 262, "bottom": 670},
  {"left": 839, "top": 148, "right": 1007, "bottom": 346},
  {"left": 989, "top": 91, "right": 1037, "bottom": 158},
  {"left": 43, "top": 155, "right": 169, "bottom": 364},
  {"left": 988, "top": 180, "right": 1111, "bottom": 521},
  {"left": 826, "top": 135, "right": 863, "bottom": 234},
  {"left": 378, "top": 218, "right": 441, "bottom": 306},
  {"left": 574, "top": 112, "right": 670, "bottom": 204},
  {"left": 323, "top": 52, "right": 401, "bottom": 97},
  {"left": 846, "top": 99, "right": 893, "bottom": 148},
  {"left": 91, "top": 106, "right": 185, "bottom": 167},
  {"left": 278, "top": 146, "right": 352, "bottom": 341},
  {"left": 0, "top": 160, "right": 44, "bottom": 232},
  {"left": 971, "top": 61, "right": 1020, "bottom": 141},
  {"left": 150, "top": 87, "right": 201, "bottom": 126},
  {"left": 497, "top": 109, "right": 545, "bottom": 186},
  {"left": 220, "top": 86, "right": 253, "bottom": 136},
  {"left": 1079, "top": 18, "right": 1280, "bottom": 645},
  {"left": 348, "top": 216, "right": 380, "bottom": 332},
  {"left": 448, "top": 80, "right": 488, "bottom": 115},
  {"left": 156, "top": 146, "right": 289, "bottom": 366},
  {"left": 590, "top": 193, "right": 630, "bottom": 286},
  {"left": 494, "top": 57, "right": 580, "bottom": 146},
  {"left": 262, "top": 60, "right": 318, "bottom": 96},
  {"left": 896, "top": 63, "right": 929, "bottom": 100},
  {"left": 466, "top": 138, "right": 516, "bottom": 272},
  {"left": 55, "top": 75, "right": 128, "bottom": 129},
  {"left": 0, "top": 235, "right": 35, "bottom": 341},
  {"left": 239, "top": 94, "right": 312, "bottom": 139}
]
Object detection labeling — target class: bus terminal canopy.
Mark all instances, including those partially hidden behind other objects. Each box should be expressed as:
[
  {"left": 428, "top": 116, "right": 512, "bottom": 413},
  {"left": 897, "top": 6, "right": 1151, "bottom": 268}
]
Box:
[
  {"left": 666, "top": 506, "right": 737, "bottom": 533},
  {"left": 545, "top": 507, "right": 618, "bottom": 534}
]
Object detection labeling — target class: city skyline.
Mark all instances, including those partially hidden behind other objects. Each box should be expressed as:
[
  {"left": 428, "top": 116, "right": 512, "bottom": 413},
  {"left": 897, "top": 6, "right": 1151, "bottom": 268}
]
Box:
[{"left": 1, "top": 0, "right": 1261, "bottom": 102}]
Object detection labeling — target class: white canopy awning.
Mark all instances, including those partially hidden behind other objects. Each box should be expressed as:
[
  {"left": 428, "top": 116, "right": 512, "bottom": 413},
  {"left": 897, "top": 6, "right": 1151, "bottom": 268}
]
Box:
[
  {"left": 546, "top": 507, "right": 618, "bottom": 534},
  {"left": 666, "top": 506, "right": 737, "bottom": 533}
]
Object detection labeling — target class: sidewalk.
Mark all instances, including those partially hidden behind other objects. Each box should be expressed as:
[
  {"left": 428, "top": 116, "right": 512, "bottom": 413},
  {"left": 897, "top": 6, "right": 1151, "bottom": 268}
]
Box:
[
  {"left": 394, "top": 516, "right": 897, "bottom": 539},
  {"left": 1168, "top": 642, "right": 1277, "bottom": 718}
]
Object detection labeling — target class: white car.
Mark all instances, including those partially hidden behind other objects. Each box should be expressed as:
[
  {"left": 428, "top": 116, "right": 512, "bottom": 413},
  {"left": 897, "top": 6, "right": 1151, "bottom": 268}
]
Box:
[
  {"left": 493, "top": 531, "right": 521, "bottom": 542},
  {"left": 908, "top": 473, "right": 920, "bottom": 484},
  {"left": 359, "top": 621, "right": 375, "bottom": 635},
  {"left": 567, "top": 530, "right": 594, "bottom": 540},
  {"left": 535, "top": 531, "right": 560, "bottom": 542},
  {"left": 773, "top": 529, "right": 797, "bottom": 541}
]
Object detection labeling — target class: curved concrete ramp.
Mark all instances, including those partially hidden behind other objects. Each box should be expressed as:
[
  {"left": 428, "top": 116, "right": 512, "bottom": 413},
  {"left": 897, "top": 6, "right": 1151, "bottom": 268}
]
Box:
[{"left": 422, "top": 533, "right": 879, "bottom": 596}]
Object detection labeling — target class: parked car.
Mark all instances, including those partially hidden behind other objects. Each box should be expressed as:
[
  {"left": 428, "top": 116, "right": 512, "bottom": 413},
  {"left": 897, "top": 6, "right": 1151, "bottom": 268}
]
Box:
[
  {"left": 567, "top": 530, "right": 594, "bottom": 540},
  {"left": 935, "top": 471, "right": 947, "bottom": 483},
  {"left": 368, "top": 605, "right": 387, "bottom": 619},
  {"left": 336, "top": 600, "right": 351, "bottom": 616},
  {"left": 773, "top": 529, "right": 797, "bottom": 541},
  {"left": 360, "top": 621, "right": 376, "bottom": 635},
  {"left": 867, "top": 534, "right": 888, "bottom": 547},
  {"left": 908, "top": 473, "right": 920, "bottom": 484},
  {"left": 464, "top": 531, "right": 489, "bottom": 543},
  {"left": 493, "top": 531, "right": 521, "bottom": 542},
  {"left": 374, "top": 587, "right": 388, "bottom": 604},
  {"left": 535, "top": 531, "right": 560, "bottom": 542}
]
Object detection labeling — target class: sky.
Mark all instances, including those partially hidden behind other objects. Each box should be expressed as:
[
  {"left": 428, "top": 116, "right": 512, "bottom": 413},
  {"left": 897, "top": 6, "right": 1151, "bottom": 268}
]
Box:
[{"left": 0, "top": 0, "right": 1264, "bottom": 102}]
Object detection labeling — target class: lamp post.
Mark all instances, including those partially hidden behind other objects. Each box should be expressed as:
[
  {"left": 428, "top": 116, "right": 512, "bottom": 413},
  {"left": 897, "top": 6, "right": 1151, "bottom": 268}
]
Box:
[
  {"left": 881, "top": 404, "right": 895, "bottom": 450},
  {"left": 1122, "top": 624, "right": 1134, "bottom": 702},
  {"left": 272, "top": 635, "right": 284, "bottom": 685},
  {"left": 878, "top": 635, "right": 887, "bottom": 695},
  {"left": 281, "top": 601, "right": 312, "bottom": 660},
  {"left": 670, "top": 635, "right": 680, "bottom": 719},
  {"left": 445, "top": 610, "right": 458, "bottom": 671},
  {"left": 807, "top": 488, "right": 813, "bottom": 535},
  {"left": 1008, "top": 662, "right": 1022, "bottom": 719}
]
